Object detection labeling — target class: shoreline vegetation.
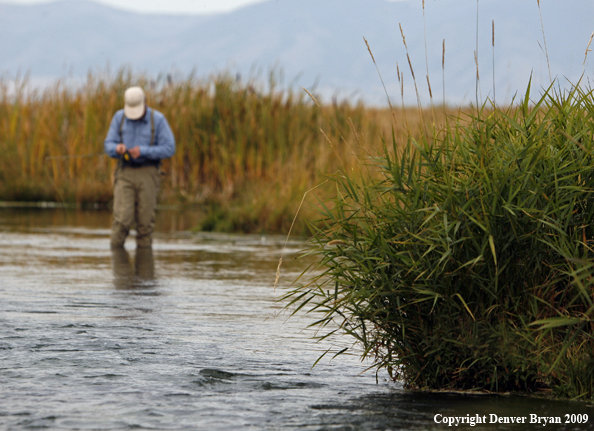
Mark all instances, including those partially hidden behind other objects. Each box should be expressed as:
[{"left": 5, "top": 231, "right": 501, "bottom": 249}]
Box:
[
  {"left": 0, "top": 69, "right": 450, "bottom": 235},
  {"left": 285, "top": 81, "right": 594, "bottom": 400},
  {"left": 7, "top": 68, "right": 594, "bottom": 401}
]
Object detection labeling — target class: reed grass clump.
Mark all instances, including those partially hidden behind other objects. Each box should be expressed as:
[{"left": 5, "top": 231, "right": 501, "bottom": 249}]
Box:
[{"left": 287, "top": 83, "right": 594, "bottom": 398}]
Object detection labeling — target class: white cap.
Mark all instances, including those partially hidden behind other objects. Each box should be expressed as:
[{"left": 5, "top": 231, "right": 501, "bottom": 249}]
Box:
[{"left": 124, "top": 86, "right": 145, "bottom": 120}]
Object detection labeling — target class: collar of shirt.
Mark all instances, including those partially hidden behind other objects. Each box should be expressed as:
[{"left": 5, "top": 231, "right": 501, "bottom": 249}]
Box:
[{"left": 129, "top": 107, "right": 151, "bottom": 124}]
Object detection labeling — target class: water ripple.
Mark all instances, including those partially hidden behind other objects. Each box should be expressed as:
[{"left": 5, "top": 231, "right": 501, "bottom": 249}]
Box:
[{"left": 1, "top": 208, "right": 592, "bottom": 430}]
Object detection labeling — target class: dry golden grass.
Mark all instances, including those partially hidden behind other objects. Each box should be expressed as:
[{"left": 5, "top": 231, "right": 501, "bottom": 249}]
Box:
[{"left": 0, "top": 70, "right": 457, "bottom": 233}]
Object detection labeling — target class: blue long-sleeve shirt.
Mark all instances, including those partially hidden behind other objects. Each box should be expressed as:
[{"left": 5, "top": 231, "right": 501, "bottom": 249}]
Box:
[{"left": 104, "top": 107, "right": 175, "bottom": 164}]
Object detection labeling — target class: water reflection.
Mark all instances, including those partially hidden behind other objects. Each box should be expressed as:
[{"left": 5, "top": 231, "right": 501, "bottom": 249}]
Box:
[
  {"left": 111, "top": 248, "right": 156, "bottom": 289},
  {"left": 3, "top": 207, "right": 594, "bottom": 430}
]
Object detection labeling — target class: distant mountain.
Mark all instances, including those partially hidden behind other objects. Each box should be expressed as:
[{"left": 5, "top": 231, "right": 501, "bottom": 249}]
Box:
[{"left": 0, "top": 0, "right": 592, "bottom": 105}]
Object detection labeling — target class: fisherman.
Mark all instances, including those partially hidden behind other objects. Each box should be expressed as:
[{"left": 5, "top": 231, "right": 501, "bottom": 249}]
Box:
[{"left": 104, "top": 86, "right": 175, "bottom": 248}]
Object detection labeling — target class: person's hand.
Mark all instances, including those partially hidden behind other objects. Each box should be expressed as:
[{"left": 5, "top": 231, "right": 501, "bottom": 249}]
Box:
[
  {"left": 128, "top": 146, "right": 141, "bottom": 159},
  {"left": 116, "top": 144, "right": 127, "bottom": 155}
]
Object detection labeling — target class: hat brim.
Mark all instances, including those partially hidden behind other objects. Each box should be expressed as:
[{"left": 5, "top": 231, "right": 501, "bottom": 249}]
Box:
[{"left": 124, "top": 103, "right": 145, "bottom": 120}]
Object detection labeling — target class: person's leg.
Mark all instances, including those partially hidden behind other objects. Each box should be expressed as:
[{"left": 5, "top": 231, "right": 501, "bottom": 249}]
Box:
[
  {"left": 135, "top": 166, "right": 161, "bottom": 248},
  {"left": 135, "top": 247, "right": 155, "bottom": 280},
  {"left": 111, "top": 168, "right": 136, "bottom": 248},
  {"left": 111, "top": 247, "right": 133, "bottom": 289}
]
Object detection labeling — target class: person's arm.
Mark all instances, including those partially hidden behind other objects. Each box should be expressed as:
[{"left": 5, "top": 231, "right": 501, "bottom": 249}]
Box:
[
  {"left": 138, "top": 112, "right": 176, "bottom": 160},
  {"left": 104, "top": 111, "right": 125, "bottom": 158}
]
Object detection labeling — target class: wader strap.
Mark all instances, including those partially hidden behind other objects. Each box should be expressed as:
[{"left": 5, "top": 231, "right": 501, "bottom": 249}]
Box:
[{"left": 150, "top": 109, "right": 155, "bottom": 147}]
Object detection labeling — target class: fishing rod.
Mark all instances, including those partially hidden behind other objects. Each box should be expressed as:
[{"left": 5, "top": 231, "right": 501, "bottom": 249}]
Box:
[
  {"left": 44, "top": 149, "right": 134, "bottom": 161},
  {"left": 44, "top": 153, "right": 105, "bottom": 161}
]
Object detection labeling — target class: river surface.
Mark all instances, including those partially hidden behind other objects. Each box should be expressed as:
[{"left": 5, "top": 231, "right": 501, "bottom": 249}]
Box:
[{"left": 1, "top": 207, "right": 593, "bottom": 430}]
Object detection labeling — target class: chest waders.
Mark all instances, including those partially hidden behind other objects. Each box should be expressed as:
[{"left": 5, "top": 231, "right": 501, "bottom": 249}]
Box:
[{"left": 110, "top": 109, "right": 161, "bottom": 249}]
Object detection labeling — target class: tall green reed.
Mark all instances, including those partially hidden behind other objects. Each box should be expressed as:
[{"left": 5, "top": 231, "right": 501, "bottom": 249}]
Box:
[{"left": 285, "top": 82, "right": 594, "bottom": 398}]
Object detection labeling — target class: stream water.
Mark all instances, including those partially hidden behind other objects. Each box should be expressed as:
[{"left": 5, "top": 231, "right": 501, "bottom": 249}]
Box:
[{"left": 0, "top": 207, "right": 593, "bottom": 430}]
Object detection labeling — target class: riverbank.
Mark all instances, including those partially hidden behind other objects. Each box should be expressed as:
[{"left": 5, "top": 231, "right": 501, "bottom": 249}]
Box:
[{"left": 0, "top": 70, "right": 454, "bottom": 235}]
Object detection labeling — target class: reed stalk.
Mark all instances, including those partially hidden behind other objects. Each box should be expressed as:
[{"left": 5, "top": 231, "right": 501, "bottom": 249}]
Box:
[
  {"left": 537, "top": 0, "right": 553, "bottom": 82},
  {"left": 492, "top": 20, "right": 496, "bottom": 106}
]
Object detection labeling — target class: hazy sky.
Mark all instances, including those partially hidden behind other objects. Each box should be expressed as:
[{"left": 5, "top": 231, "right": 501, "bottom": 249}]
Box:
[
  {"left": 2, "top": 0, "right": 271, "bottom": 14},
  {"left": 1, "top": 0, "right": 396, "bottom": 14},
  {"left": 4, "top": 0, "right": 405, "bottom": 14}
]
